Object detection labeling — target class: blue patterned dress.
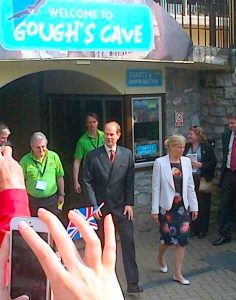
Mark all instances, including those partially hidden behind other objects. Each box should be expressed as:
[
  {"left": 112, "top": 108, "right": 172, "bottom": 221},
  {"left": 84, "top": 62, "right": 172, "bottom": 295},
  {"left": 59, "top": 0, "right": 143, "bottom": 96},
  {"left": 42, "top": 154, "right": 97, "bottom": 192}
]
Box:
[{"left": 159, "top": 163, "right": 190, "bottom": 246}]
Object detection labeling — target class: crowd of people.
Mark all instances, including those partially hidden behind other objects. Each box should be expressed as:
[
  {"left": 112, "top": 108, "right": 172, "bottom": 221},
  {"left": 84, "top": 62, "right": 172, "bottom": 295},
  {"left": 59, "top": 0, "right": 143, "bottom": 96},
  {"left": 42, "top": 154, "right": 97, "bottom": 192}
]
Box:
[{"left": 0, "top": 110, "right": 235, "bottom": 299}]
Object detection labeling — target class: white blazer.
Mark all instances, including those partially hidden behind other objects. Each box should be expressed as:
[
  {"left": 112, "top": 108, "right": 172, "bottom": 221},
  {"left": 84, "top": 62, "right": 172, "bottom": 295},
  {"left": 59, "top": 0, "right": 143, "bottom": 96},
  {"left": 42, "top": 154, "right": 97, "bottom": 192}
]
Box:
[{"left": 151, "top": 154, "right": 198, "bottom": 214}]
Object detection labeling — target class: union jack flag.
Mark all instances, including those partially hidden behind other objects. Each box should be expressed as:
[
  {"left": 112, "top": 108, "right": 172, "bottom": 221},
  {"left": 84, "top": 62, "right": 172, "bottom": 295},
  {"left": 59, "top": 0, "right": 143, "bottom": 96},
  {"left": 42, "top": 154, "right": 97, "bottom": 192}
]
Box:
[{"left": 67, "top": 203, "right": 104, "bottom": 240}]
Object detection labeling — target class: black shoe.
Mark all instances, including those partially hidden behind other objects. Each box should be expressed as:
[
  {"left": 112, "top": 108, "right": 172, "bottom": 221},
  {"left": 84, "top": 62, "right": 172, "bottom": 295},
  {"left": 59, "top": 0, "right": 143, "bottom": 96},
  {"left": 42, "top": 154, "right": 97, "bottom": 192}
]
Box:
[
  {"left": 212, "top": 236, "right": 231, "bottom": 246},
  {"left": 127, "top": 284, "right": 143, "bottom": 293}
]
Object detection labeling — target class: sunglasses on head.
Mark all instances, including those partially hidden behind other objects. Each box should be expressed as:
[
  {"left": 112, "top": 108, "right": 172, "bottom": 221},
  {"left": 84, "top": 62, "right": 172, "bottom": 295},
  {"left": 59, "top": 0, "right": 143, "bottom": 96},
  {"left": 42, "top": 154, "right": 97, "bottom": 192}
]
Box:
[{"left": 190, "top": 125, "right": 199, "bottom": 130}]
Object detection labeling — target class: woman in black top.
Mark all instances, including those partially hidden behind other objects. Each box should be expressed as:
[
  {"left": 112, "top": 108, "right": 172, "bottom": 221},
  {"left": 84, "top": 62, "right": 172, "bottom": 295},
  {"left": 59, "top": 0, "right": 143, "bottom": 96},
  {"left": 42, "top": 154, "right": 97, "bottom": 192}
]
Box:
[{"left": 184, "top": 126, "right": 217, "bottom": 238}]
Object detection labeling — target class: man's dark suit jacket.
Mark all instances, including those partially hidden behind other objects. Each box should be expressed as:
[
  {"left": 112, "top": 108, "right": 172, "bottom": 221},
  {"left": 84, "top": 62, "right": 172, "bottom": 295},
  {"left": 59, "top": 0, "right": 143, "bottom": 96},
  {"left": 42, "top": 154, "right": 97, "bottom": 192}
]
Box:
[
  {"left": 219, "top": 129, "right": 232, "bottom": 186},
  {"left": 83, "top": 145, "right": 134, "bottom": 213},
  {"left": 184, "top": 142, "right": 217, "bottom": 181}
]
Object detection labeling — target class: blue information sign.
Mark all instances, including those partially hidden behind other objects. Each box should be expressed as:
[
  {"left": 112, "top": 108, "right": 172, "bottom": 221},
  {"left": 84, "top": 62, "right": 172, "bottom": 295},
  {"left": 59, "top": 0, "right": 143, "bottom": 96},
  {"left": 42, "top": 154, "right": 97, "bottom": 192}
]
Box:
[
  {"left": 126, "top": 69, "right": 162, "bottom": 87},
  {"left": 136, "top": 143, "right": 157, "bottom": 156},
  {"left": 0, "top": 0, "right": 153, "bottom": 51}
]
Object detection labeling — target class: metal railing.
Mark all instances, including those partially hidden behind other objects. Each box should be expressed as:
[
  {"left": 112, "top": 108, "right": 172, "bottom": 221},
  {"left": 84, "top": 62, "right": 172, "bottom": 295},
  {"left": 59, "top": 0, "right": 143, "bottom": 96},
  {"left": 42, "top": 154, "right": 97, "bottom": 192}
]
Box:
[{"left": 155, "top": 0, "right": 236, "bottom": 48}]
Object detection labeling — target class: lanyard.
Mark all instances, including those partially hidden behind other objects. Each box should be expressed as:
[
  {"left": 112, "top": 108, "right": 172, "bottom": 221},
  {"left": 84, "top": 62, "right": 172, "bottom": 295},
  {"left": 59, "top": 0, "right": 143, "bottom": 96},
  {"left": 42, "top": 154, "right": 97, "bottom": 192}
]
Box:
[
  {"left": 33, "top": 157, "right": 48, "bottom": 178},
  {"left": 191, "top": 144, "right": 200, "bottom": 154},
  {"left": 89, "top": 134, "right": 100, "bottom": 149}
]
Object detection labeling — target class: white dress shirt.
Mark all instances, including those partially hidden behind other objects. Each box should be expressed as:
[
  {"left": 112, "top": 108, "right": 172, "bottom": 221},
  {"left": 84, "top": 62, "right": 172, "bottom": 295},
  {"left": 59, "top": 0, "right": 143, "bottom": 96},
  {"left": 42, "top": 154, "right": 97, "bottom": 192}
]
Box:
[
  {"left": 226, "top": 131, "right": 234, "bottom": 169},
  {"left": 104, "top": 144, "right": 117, "bottom": 160}
]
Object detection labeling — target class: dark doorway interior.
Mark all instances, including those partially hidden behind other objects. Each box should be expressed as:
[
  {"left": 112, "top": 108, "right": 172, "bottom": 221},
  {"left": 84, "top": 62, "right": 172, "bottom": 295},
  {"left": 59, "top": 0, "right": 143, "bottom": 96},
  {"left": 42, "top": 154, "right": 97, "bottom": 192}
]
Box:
[
  {"left": 0, "top": 72, "right": 124, "bottom": 220},
  {"left": 45, "top": 95, "right": 123, "bottom": 211}
]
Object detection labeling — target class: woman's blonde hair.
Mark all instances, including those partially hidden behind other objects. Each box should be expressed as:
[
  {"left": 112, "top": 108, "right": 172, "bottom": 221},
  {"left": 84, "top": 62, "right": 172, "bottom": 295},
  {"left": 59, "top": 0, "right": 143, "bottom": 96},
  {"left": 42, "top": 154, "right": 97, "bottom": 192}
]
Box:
[
  {"left": 189, "top": 126, "right": 207, "bottom": 143},
  {"left": 164, "top": 134, "right": 186, "bottom": 150}
]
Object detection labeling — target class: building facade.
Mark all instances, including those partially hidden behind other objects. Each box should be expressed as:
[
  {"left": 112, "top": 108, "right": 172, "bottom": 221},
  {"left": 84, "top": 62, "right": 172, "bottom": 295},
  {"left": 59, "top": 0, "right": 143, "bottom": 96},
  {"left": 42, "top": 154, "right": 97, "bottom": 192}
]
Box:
[{"left": 0, "top": 0, "right": 235, "bottom": 210}]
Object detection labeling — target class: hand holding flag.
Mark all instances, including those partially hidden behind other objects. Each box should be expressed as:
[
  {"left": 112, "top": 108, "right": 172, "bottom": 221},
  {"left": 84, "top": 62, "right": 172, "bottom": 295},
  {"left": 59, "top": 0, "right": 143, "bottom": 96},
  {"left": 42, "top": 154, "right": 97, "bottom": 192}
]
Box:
[{"left": 67, "top": 203, "right": 104, "bottom": 240}]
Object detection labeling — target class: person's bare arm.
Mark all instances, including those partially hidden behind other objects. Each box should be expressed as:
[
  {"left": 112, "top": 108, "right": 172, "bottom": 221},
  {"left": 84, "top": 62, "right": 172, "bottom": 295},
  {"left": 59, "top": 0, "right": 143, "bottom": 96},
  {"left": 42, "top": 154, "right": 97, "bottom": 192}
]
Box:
[
  {"left": 57, "top": 176, "right": 65, "bottom": 206},
  {"left": 73, "top": 158, "right": 82, "bottom": 193}
]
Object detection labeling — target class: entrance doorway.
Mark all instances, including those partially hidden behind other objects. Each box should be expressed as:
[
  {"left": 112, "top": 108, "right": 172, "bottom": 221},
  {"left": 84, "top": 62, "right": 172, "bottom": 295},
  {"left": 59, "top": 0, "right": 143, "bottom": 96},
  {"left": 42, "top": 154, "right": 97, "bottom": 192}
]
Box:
[
  {"left": 46, "top": 95, "right": 123, "bottom": 209},
  {"left": 0, "top": 70, "right": 124, "bottom": 214}
]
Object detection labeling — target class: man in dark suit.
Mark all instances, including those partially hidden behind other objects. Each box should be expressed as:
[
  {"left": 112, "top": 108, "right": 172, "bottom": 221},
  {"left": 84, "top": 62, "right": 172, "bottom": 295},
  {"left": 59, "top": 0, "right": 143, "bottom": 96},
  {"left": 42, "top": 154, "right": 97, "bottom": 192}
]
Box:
[
  {"left": 83, "top": 121, "right": 143, "bottom": 294},
  {"left": 213, "top": 112, "right": 236, "bottom": 246}
]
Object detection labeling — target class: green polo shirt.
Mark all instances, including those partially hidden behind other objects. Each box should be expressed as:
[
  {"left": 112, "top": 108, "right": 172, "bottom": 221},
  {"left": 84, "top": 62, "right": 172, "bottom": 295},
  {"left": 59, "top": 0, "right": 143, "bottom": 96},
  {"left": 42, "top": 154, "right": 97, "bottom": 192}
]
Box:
[
  {"left": 74, "top": 129, "right": 105, "bottom": 160},
  {"left": 20, "top": 150, "right": 64, "bottom": 198}
]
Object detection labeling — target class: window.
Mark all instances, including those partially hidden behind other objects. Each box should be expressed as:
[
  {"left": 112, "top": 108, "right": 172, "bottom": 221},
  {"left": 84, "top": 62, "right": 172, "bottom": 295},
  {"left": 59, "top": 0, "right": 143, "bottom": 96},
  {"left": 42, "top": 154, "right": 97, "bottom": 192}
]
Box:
[{"left": 132, "top": 96, "right": 163, "bottom": 167}]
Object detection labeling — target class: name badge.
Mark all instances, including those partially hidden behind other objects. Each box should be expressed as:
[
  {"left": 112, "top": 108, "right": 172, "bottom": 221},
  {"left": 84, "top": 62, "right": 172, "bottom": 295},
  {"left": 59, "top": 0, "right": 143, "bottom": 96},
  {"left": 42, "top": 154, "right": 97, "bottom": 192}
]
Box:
[{"left": 36, "top": 180, "right": 47, "bottom": 191}]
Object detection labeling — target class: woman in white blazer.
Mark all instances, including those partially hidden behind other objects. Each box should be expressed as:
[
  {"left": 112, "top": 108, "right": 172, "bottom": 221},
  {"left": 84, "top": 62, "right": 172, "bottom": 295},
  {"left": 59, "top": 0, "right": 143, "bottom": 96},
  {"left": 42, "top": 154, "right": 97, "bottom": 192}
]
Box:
[{"left": 151, "top": 135, "right": 198, "bottom": 285}]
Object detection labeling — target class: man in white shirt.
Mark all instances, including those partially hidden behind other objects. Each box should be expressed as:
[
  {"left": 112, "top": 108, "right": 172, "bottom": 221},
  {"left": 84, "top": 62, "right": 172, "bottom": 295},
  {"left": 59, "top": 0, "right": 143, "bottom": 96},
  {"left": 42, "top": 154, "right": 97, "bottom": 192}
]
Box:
[
  {"left": 83, "top": 121, "right": 143, "bottom": 294},
  {"left": 213, "top": 111, "right": 236, "bottom": 246}
]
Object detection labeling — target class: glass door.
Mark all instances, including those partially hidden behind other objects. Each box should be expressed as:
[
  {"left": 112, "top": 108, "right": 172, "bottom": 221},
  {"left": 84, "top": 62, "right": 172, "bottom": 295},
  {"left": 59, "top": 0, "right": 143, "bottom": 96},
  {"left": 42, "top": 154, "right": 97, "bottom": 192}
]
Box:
[{"left": 132, "top": 96, "right": 163, "bottom": 167}]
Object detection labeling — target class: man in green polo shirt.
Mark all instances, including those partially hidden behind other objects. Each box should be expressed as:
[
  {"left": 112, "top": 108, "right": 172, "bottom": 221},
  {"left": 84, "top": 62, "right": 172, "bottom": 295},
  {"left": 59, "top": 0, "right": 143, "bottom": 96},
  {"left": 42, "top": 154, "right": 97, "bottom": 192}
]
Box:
[
  {"left": 20, "top": 132, "right": 65, "bottom": 216},
  {"left": 73, "top": 112, "right": 104, "bottom": 194}
]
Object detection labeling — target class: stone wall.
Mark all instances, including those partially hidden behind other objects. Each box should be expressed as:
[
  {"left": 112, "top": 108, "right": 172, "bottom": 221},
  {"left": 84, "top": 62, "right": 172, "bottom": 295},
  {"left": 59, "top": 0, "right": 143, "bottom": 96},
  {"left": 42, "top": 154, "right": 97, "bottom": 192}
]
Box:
[
  {"left": 134, "top": 169, "right": 152, "bottom": 208},
  {"left": 200, "top": 71, "right": 236, "bottom": 178},
  {"left": 165, "top": 68, "right": 201, "bottom": 137},
  {"left": 165, "top": 67, "right": 236, "bottom": 178},
  {"left": 193, "top": 46, "right": 230, "bottom": 66},
  {"left": 134, "top": 169, "right": 153, "bottom": 231}
]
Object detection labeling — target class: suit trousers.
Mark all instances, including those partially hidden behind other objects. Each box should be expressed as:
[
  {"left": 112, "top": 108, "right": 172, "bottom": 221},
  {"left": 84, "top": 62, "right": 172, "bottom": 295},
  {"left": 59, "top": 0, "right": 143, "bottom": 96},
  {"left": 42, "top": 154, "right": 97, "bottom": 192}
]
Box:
[
  {"left": 218, "top": 170, "right": 236, "bottom": 238},
  {"left": 96, "top": 212, "right": 139, "bottom": 285},
  {"left": 191, "top": 191, "right": 212, "bottom": 234}
]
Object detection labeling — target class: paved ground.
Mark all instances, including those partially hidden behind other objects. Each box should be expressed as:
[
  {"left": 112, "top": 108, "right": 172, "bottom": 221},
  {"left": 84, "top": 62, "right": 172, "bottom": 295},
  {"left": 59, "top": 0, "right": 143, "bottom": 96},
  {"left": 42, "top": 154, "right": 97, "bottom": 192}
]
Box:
[{"left": 116, "top": 205, "right": 236, "bottom": 300}]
